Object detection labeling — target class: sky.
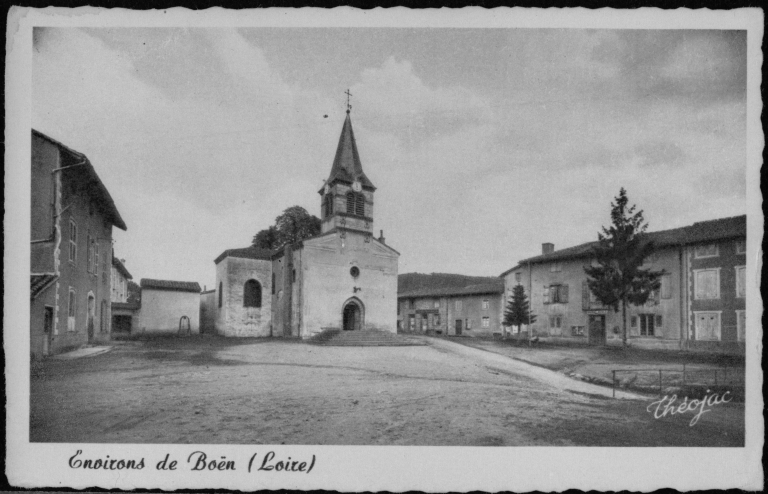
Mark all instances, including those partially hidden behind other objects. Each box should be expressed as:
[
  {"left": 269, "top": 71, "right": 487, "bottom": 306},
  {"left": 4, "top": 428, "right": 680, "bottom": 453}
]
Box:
[{"left": 32, "top": 27, "right": 747, "bottom": 289}]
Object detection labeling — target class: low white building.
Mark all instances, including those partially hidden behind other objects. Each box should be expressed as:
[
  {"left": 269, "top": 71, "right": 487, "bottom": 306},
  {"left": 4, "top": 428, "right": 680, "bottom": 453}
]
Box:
[{"left": 136, "top": 278, "right": 201, "bottom": 334}]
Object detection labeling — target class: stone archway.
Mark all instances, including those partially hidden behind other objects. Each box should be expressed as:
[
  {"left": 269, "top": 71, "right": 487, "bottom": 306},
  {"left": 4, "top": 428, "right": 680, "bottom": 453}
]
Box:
[{"left": 342, "top": 297, "right": 364, "bottom": 331}]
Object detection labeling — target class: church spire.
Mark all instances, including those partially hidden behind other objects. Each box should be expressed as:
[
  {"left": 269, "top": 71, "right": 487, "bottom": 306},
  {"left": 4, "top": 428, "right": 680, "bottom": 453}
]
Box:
[{"left": 322, "top": 105, "right": 375, "bottom": 192}]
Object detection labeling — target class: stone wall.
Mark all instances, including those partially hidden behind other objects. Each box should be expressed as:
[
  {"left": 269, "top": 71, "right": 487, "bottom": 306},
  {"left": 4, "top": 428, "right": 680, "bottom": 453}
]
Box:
[
  {"left": 138, "top": 288, "right": 199, "bottom": 333},
  {"left": 215, "top": 256, "right": 272, "bottom": 337}
]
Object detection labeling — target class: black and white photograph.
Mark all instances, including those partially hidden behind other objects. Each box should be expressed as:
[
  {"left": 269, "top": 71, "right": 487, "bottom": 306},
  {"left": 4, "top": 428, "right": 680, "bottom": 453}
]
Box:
[{"left": 6, "top": 7, "right": 763, "bottom": 491}]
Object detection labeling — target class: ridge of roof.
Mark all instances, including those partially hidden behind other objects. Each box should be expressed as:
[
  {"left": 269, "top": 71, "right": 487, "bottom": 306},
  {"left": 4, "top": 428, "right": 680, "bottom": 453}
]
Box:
[
  {"left": 321, "top": 113, "right": 375, "bottom": 193},
  {"left": 140, "top": 278, "right": 201, "bottom": 293},
  {"left": 112, "top": 256, "right": 132, "bottom": 280},
  {"left": 32, "top": 129, "right": 127, "bottom": 231}
]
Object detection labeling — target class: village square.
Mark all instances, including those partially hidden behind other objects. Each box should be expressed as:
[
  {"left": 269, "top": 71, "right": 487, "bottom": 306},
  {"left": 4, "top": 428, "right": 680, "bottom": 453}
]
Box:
[{"left": 26, "top": 26, "right": 750, "bottom": 448}]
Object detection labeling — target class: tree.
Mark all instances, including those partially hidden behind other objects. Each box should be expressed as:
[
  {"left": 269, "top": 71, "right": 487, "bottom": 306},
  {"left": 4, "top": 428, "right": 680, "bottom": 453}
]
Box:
[
  {"left": 252, "top": 206, "right": 321, "bottom": 250},
  {"left": 503, "top": 284, "right": 536, "bottom": 339},
  {"left": 584, "top": 188, "right": 663, "bottom": 347}
]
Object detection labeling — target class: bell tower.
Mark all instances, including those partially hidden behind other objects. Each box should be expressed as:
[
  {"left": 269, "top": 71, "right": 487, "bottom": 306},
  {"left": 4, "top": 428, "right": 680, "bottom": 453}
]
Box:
[{"left": 319, "top": 98, "right": 376, "bottom": 236}]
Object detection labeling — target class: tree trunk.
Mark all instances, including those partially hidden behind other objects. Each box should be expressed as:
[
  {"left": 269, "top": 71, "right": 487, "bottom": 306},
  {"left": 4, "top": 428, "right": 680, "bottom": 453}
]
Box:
[{"left": 621, "top": 299, "right": 627, "bottom": 348}]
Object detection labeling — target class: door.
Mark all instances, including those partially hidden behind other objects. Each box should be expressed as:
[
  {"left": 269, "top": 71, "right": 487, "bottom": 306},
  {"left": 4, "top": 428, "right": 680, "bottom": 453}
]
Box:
[
  {"left": 87, "top": 295, "right": 96, "bottom": 341},
  {"left": 455, "top": 319, "right": 463, "bottom": 336},
  {"left": 588, "top": 315, "right": 606, "bottom": 345},
  {"left": 100, "top": 300, "right": 109, "bottom": 333},
  {"left": 343, "top": 302, "right": 361, "bottom": 331},
  {"left": 43, "top": 307, "right": 53, "bottom": 356}
]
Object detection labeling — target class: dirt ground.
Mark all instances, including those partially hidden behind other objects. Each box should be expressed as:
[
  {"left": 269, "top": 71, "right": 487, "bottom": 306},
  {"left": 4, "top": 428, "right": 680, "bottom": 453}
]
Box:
[{"left": 30, "top": 335, "right": 744, "bottom": 446}]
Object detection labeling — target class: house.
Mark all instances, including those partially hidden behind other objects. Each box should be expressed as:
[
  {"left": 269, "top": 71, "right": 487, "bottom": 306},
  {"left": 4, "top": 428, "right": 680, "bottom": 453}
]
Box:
[
  {"left": 397, "top": 281, "right": 505, "bottom": 337},
  {"left": 110, "top": 256, "right": 137, "bottom": 334},
  {"left": 30, "top": 130, "right": 127, "bottom": 357},
  {"left": 135, "top": 279, "right": 202, "bottom": 334},
  {"left": 212, "top": 110, "right": 399, "bottom": 338},
  {"left": 500, "top": 215, "right": 747, "bottom": 354},
  {"left": 199, "top": 288, "right": 216, "bottom": 334}
]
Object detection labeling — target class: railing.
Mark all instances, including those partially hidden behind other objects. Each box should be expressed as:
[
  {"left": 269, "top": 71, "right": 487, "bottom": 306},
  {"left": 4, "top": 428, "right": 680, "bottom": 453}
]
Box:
[{"left": 611, "top": 363, "right": 740, "bottom": 398}]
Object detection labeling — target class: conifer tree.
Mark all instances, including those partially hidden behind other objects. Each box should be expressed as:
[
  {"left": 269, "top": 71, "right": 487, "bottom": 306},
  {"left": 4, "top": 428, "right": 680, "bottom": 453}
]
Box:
[
  {"left": 584, "top": 188, "right": 663, "bottom": 347},
  {"left": 503, "top": 284, "right": 536, "bottom": 338}
]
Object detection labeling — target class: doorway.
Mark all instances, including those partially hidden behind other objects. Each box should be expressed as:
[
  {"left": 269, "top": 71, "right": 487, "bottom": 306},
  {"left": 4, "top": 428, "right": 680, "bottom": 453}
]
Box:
[
  {"left": 43, "top": 306, "right": 53, "bottom": 356},
  {"left": 87, "top": 294, "right": 96, "bottom": 341},
  {"left": 342, "top": 298, "right": 364, "bottom": 331},
  {"left": 455, "top": 319, "right": 463, "bottom": 336},
  {"left": 588, "top": 315, "right": 606, "bottom": 345},
  {"left": 100, "top": 300, "right": 109, "bottom": 333}
]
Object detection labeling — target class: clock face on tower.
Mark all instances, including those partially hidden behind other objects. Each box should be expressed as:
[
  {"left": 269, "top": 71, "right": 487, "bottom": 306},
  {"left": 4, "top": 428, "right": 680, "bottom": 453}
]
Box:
[{"left": 352, "top": 180, "right": 362, "bottom": 192}]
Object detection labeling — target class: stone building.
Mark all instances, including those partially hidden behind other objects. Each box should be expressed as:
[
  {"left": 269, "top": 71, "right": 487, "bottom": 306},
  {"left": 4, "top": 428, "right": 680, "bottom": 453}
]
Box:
[
  {"left": 213, "top": 110, "right": 399, "bottom": 338},
  {"left": 30, "top": 130, "right": 127, "bottom": 357},
  {"left": 135, "top": 279, "right": 201, "bottom": 334},
  {"left": 110, "top": 256, "right": 136, "bottom": 334},
  {"left": 397, "top": 282, "right": 505, "bottom": 337},
  {"left": 500, "top": 215, "right": 747, "bottom": 354}
]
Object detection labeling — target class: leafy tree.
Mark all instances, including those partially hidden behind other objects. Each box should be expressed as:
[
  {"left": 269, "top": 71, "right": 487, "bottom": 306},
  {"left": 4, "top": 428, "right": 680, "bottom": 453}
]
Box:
[
  {"left": 584, "top": 188, "right": 663, "bottom": 347},
  {"left": 503, "top": 284, "right": 536, "bottom": 339},
  {"left": 252, "top": 206, "right": 321, "bottom": 250}
]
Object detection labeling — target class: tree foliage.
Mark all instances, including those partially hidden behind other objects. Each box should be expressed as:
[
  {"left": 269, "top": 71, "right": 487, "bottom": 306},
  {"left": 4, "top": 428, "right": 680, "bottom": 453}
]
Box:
[
  {"left": 252, "top": 206, "right": 321, "bottom": 250},
  {"left": 503, "top": 284, "right": 536, "bottom": 335},
  {"left": 584, "top": 188, "right": 663, "bottom": 346}
]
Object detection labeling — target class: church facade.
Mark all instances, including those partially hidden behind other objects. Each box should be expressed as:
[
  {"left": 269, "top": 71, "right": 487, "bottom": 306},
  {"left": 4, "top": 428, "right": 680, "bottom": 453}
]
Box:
[{"left": 211, "top": 111, "right": 399, "bottom": 338}]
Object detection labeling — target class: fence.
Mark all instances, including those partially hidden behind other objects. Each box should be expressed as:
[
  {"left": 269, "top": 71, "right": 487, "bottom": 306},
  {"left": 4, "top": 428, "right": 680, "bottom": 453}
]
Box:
[{"left": 611, "top": 363, "right": 742, "bottom": 398}]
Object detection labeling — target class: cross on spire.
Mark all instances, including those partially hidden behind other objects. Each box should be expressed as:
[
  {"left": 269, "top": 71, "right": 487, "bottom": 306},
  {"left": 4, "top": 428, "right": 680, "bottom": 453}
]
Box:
[{"left": 345, "top": 88, "right": 352, "bottom": 113}]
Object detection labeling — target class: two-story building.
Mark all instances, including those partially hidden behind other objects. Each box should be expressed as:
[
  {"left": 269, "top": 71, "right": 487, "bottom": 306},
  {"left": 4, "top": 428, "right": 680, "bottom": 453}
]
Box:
[
  {"left": 30, "top": 129, "right": 127, "bottom": 357},
  {"left": 500, "top": 215, "right": 746, "bottom": 354},
  {"left": 397, "top": 282, "right": 505, "bottom": 337},
  {"left": 110, "top": 256, "right": 137, "bottom": 334}
]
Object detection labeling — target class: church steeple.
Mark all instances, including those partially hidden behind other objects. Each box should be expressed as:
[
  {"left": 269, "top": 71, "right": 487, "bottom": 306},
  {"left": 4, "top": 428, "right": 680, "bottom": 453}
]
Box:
[{"left": 320, "top": 106, "right": 375, "bottom": 235}]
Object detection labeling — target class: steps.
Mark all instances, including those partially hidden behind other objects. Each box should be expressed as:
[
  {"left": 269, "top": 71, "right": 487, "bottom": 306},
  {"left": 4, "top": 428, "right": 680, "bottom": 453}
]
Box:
[{"left": 311, "top": 329, "right": 425, "bottom": 347}]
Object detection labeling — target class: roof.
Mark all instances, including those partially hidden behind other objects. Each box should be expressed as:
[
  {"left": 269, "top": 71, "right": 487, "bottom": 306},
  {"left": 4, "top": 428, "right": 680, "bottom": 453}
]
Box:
[
  {"left": 32, "top": 129, "right": 127, "bottom": 231},
  {"left": 511, "top": 214, "right": 747, "bottom": 268},
  {"left": 399, "top": 281, "right": 505, "bottom": 299},
  {"left": 214, "top": 246, "right": 275, "bottom": 265},
  {"left": 112, "top": 301, "right": 140, "bottom": 311},
  {"left": 112, "top": 256, "right": 132, "bottom": 280},
  {"left": 320, "top": 112, "right": 376, "bottom": 193},
  {"left": 140, "top": 278, "right": 201, "bottom": 293},
  {"left": 31, "top": 273, "right": 58, "bottom": 299}
]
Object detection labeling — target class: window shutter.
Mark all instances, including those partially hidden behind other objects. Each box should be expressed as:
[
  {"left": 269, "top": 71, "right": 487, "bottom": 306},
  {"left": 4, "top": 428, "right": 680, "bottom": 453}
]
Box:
[
  {"left": 561, "top": 285, "right": 569, "bottom": 303},
  {"left": 655, "top": 315, "right": 663, "bottom": 328},
  {"left": 582, "top": 281, "right": 590, "bottom": 310},
  {"left": 543, "top": 286, "right": 550, "bottom": 304}
]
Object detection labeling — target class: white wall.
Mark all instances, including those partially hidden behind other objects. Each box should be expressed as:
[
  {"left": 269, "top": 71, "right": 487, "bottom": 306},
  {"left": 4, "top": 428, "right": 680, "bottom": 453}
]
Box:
[{"left": 138, "top": 288, "right": 200, "bottom": 333}]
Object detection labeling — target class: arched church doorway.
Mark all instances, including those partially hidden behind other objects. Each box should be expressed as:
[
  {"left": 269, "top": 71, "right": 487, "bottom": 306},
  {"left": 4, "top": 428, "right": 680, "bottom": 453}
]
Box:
[{"left": 342, "top": 298, "right": 364, "bottom": 331}]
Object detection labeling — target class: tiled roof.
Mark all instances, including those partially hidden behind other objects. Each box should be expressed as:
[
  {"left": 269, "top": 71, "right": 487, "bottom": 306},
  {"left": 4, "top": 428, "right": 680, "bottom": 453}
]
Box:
[
  {"left": 320, "top": 113, "right": 376, "bottom": 193},
  {"left": 112, "top": 301, "right": 140, "bottom": 311},
  {"left": 32, "top": 129, "right": 127, "bottom": 231},
  {"left": 112, "top": 256, "right": 132, "bottom": 280},
  {"left": 513, "top": 214, "right": 746, "bottom": 267},
  {"left": 140, "top": 278, "right": 201, "bottom": 293},
  {"left": 399, "top": 281, "right": 504, "bottom": 299},
  {"left": 215, "top": 246, "right": 275, "bottom": 265},
  {"left": 31, "top": 273, "right": 58, "bottom": 299}
]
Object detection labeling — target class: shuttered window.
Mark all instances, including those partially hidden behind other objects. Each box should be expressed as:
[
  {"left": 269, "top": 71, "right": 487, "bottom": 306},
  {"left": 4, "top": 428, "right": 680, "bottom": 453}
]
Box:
[
  {"left": 660, "top": 274, "right": 672, "bottom": 299},
  {"left": 694, "top": 269, "right": 720, "bottom": 300},
  {"left": 735, "top": 266, "right": 746, "bottom": 298},
  {"left": 546, "top": 284, "right": 569, "bottom": 304},
  {"left": 736, "top": 310, "right": 746, "bottom": 342},
  {"left": 694, "top": 312, "right": 721, "bottom": 341}
]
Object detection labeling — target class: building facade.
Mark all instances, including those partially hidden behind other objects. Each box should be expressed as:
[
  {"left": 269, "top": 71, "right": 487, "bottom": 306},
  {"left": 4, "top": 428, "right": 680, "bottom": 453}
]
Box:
[
  {"left": 213, "top": 111, "right": 399, "bottom": 338},
  {"left": 135, "top": 279, "right": 201, "bottom": 334},
  {"left": 110, "top": 256, "right": 135, "bottom": 334},
  {"left": 30, "top": 130, "right": 127, "bottom": 357},
  {"left": 397, "top": 283, "right": 505, "bottom": 337},
  {"left": 500, "top": 216, "right": 747, "bottom": 353}
]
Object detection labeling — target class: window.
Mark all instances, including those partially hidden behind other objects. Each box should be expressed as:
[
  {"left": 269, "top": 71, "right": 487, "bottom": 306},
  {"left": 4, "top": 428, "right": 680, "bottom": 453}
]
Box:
[
  {"left": 434, "top": 314, "right": 441, "bottom": 326},
  {"left": 95, "top": 242, "right": 100, "bottom": 276},
  {"left": 243, "top": 280, "right": 262, "bottom": 308},
  {"left": 656, "top": 273, "right": 671, "bottom": 299},
  {"left": 549, "top": 315, "right": 562, "bottom": 329},
  {"left": 545, "top": 284, "right": 569, "bottom": 304},
  {"left": 346, "top": 192, "right": 365, "bottom": 216},
  {"left": 69, "top": 220, "right": 77, "bottom": 263},
  {"left": 271, "top": 273, "right": 276, "bottom": 294},
  {"left": 482, "top": 299, "right": 489, "bottom": 310},
  {"left": 323, "top": 194, "right": 334, "bottom": 218},
  {"left": 67, "top": 288, "right": 76, "bottom": 332},
  {"left": 637, "top": 314, "right": 656, "bottom": 336},
  {"left": 571, "top": 326, "right": 585, "bottom": 336},
  {"left": 409, "top": 315, "right": 415, "bottom": 330},
  {"left": 736, "top": 310, "right": 746, "bottom": 342},
  {"left": 434, "top": 300, "right": 440, "bottom": 309},
  {"left": 694, "top": 269, "right": 720, "bottom": 300},
  {"left": 465, "top": 318, "right": 472, "bottom": 330},
  {"left": 218, "top": 282, "right": 223, "bottom": 308},
  {"left": 550, "top": 262, "right": 562, "bottom": 272},
  {"left": 736, "top": 239, "right": 746, "bottom": 255},
  {"left": 455, "top": 300, "right": 462, "bottom": 311},
  {"left": 86, "top": 234, "right": 93, "bottom": 272},
  {"left": 346, "top": 192, "right": 355, "bottom": 214},
  {"left": 397, "top": 303, "right": 401, "bottom": 315},
  {"left": 292, "top": 269, "right": 296, "bottom": 282},
  {"left": 482, "top": 317, "right": 490, "bottom": 328},
  {"left": 694, "top": 244, "right": 719, "bottom": 259},
  {"left": 694, "top": 311, "right": 721, "bottom": 341},
  {"left": 515, "top": 272, "right": 522, "bottom": 283},
  {"left": 735, "top": 266, "right": 746, "bottom": 298}
]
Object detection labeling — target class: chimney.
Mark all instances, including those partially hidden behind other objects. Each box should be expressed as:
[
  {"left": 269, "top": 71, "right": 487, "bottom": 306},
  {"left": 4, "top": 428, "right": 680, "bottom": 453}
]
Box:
[
  {"left": 379, "top": 230, "right": 385, "bottom": 244},
  {"left": 542, "top": 243, "right": 554, "bottom": 255}
]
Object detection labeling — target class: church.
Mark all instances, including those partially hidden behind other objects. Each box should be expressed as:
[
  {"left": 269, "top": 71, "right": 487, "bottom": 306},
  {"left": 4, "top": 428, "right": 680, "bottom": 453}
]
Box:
[{"left": 211, "top": 108, "right": 400, "bottom": 338}]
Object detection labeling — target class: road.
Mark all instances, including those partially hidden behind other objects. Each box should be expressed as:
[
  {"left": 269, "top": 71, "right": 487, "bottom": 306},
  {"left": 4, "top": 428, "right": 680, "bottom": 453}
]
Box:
[{"left": 30, "top": 336, "right": 744, "bottom": 446}]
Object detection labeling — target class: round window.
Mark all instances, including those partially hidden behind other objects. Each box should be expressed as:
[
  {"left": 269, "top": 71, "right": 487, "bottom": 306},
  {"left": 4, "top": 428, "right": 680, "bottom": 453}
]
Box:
[{"left": 350, "top": 266, "right": 360, "bottom": 278}]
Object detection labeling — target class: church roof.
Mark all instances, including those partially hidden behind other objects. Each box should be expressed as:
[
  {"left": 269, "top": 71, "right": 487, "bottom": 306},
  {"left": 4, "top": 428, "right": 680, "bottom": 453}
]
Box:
[
  {"left": 215, "top": 246, "right": 275, "bottom": 265},
  {"left": 321, "top": 112, "right": 376, "bottom": 193}
]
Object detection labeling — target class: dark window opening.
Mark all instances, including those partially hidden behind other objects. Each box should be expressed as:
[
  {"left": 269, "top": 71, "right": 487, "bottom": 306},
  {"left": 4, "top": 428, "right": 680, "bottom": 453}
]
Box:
[
  {"left": 355, "top": 194, "right": 365, "bottom": 216},
  {"left": 218, "top": 282, "right": 223, "bottom": 308},
  {"left": 324, "top": 194, "right": 334, "bottom": 218},
  {"left": 346, "top": 192, "right": 355, "bottom": 214},
  {"left": 244, "top": 279, "right": 262, "bottom": 308},
  {"left": 350, "top": 266, "right": 360, "bottom": 278},
  {"left": 271, "top": 273, "right": 276, "bottom": 294}
]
